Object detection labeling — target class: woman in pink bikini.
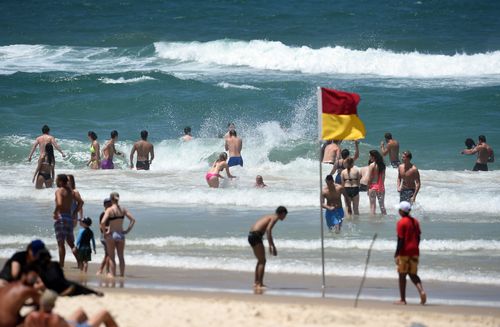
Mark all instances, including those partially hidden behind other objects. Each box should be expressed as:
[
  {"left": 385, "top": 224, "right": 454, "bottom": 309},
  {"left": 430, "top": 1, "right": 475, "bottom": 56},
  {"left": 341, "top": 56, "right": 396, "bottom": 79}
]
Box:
[
  {"left": 205, "top": 152, "right": 236, "bottom": 188},
  {"left": 368, "top": 150, "right": 387, "bottom": 215}
]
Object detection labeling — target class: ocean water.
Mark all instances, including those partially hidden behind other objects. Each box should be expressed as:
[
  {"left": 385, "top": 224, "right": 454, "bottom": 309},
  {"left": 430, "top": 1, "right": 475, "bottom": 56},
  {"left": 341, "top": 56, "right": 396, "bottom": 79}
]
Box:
[{"left": 1, "top": 0, "right": 499, "bottom": 297}]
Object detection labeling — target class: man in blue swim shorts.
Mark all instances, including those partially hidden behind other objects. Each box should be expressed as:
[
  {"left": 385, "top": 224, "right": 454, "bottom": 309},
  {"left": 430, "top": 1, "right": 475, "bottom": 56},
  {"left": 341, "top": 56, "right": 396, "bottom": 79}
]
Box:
[
  {"left": 225, "top": 129, "right": 243, "bottom": 167},
  {"left": 321, "top": 174, "right": 347, "bottom": 233}
]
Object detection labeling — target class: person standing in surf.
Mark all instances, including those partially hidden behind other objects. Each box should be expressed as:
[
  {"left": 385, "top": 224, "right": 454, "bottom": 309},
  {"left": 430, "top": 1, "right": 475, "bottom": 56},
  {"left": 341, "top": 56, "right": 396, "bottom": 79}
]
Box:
[
  {"left": 368, "top": 150, "right": 387, "bottom": 215},
  {"left": 130, "top": 130, "right": 154, "bottom": 170},
  {"left": 101, "top": 130, "right": 123, "bottom": 170},
  {"left": 397, "top": 151, "right": 421, "bottom": 203},
  {"left": 225, "top": 130, "right": 243, "bottom": 167},
  {"left": 205, "top": 152, "right": 236, "bottom": 188},
  {"left": 181, "top": 126, "right": 193, "bottom": 141},
  {"left": 53, "top": 174, "right": 81, "bottom": 267},
  {"left": 380, "top": 133, "right": 400, "bottom": 168},
  {"left": 394, "top": 201, "right": 426, "bottom": 305},
  {"left": 248, "top": 206, "right": 288, "bottom": 290},
  {"left": 461, "top": 135, "right": 495, "bottom": 171},
  {"left": 223, "top": 122, "right": 236, "bottom": 140},
  {"left": 33, "top": 144, "right": 56, "bottom": 189},
  {"left": 28, "top": 125, "right": 65, "bottom": 162},
  {"left": 100, "top": 192, "right": 136, "bottom": 278},
  {"left": 87, "top": 131, "right": 100, "bottom": 169},
  {"left": 321, "top": 174, "right": 346, "bottom": 232},
  {"left": 333, "top": 140, "right": 359, "bottom": 183},
  {"left": 341, "top": 157, "right": 361, "bottom": 216}
]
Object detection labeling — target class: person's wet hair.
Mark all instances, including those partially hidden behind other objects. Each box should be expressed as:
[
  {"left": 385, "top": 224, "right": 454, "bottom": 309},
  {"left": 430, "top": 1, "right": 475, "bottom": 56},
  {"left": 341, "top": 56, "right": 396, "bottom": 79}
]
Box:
[
  {"left": 229, "top": 130, "right": 237, "bottom": 137},
  {"left": 42, "top": 125, "right": 50, "bottom": 134},
  {"left": 219, "top": 152, "right": 228, "bottom": 161},
  {"left": 403, "top": 151, "right": 412, "bottom": 160},
  {"left": 341, "top": 149, "right": 350, "bottom": 159},
  {"left": 369, "top": 150, "right": 386, "bottom": 172},
  {"left": 56, "top": 174, "right": 68, "bottom": 186},
  {"left": 45, "top": 144, "right": 55, "bottom": 165},
  {"left": 345, "top": 157, "right": 354, "bottom": 170},
  {"left": 479, "top": 135, "right": 486, "bottom": 143},
  {"left": 325, "top": 174, "right": 334, "bottom": 182},
  {"left": 276, "top": 206, "right": 288, "bottom": 216},
  {"left": 110, "top": 192, "right": 120, "bottom": 203},
  {"left": 88, "top": 131, "right": 97, "bottom": 140},
  {"left": 67, "top": 174, "right": 76, "bottom": 189},
  {"left": 184, "top": 126, "right": 191, "bottom": 135},
  {"left": 111, "top": 130, "right": 118, "bottom": 139},
  {"left": 384, "top": 132, "right": 392, "bottom": 140},
  {"left": 465, "top": 138, "right": 476, "bottom": 149},
  {"left": 141, "top": 130, "right": 148, "bottom": 140}
]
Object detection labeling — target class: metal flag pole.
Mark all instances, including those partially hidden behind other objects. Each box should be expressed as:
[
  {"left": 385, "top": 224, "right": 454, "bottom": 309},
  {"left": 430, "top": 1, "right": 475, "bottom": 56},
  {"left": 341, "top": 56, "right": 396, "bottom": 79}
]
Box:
[{"left": 317, "top": 87, "right": 326, "bottom": 298}]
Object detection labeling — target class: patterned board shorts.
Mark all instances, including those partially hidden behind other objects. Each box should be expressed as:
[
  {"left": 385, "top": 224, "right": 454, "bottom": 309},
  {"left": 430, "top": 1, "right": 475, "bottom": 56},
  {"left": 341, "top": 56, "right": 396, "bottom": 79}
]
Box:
[{"left": 54, "top": 214, "right": 74, "bottom": 243}]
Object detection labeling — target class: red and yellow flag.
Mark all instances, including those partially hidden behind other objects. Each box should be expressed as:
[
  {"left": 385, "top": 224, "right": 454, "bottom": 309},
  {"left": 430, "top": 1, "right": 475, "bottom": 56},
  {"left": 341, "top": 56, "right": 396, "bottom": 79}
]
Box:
[{"left": 318, "top": 87, "right": 366, "bottom": 141}]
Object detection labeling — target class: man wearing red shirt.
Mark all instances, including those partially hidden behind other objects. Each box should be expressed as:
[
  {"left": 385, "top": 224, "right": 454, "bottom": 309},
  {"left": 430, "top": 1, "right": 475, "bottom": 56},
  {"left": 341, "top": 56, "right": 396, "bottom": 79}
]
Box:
[{"left": 394, "top": 201, "right": 426, "bottom": 305}]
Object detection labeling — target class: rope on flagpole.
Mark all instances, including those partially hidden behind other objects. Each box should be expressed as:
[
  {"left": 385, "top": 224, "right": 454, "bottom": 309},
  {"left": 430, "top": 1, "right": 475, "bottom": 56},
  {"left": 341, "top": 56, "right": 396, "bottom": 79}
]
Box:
[{"left": 354, "top": 233, "right": 377, "bottom": 308}]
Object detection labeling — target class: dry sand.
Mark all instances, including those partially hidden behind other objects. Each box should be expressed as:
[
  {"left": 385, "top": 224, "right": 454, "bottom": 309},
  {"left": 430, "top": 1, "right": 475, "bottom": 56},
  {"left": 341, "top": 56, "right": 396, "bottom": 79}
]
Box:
[{"left": 53, "top": 289, "right": 500, "bottom": 327}]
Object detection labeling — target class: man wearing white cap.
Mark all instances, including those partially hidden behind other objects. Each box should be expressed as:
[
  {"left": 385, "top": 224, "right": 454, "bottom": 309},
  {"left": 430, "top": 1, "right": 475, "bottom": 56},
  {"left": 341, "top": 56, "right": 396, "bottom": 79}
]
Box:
[{"left": 394, "top": 201, "right": 426, "bottom": 305}]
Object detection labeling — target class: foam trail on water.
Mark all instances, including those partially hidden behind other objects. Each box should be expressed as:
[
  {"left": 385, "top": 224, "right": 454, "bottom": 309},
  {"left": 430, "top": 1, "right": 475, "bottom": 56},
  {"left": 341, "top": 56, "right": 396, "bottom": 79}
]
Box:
[
  {"left": 216, "top": 82, "right": 261, "bottom": 90},
  {"left": 99, "top": 76, "right": 156, "bottom": 84}
]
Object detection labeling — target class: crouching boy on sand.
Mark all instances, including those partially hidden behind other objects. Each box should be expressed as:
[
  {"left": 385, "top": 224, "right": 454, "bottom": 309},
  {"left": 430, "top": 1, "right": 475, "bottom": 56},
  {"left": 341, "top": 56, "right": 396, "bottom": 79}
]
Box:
[{"left": 248, "top": 206, "right": 288, "bottom": 289}]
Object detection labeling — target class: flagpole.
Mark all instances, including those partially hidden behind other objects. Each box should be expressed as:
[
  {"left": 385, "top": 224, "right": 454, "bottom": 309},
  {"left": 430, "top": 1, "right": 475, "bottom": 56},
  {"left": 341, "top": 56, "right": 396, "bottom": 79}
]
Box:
[{"left": 317, "top": 87, "right": 326, "bottom": 298}]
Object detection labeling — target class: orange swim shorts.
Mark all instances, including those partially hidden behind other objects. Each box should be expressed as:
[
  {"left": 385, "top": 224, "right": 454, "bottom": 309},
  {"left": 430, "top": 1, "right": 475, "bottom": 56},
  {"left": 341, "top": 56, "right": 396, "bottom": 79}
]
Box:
[{"left": 397, "top": 256, "right": 419, "bottom": 274}]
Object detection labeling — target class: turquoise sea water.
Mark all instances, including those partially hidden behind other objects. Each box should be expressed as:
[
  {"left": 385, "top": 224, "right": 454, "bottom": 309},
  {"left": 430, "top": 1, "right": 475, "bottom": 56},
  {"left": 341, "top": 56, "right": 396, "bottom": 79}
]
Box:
[{"left": 1, "top": 0, "right": 499, "bottom": 301}]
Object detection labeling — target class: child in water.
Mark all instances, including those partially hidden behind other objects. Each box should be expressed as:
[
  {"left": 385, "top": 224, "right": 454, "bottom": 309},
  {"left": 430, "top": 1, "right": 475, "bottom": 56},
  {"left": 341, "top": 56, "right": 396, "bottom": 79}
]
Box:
[
  {"left": 75, "top": 217, "right": 96, "bottom": 273},
  {"left": 255, "top": 175, "right": 267, "bottom": 188}
]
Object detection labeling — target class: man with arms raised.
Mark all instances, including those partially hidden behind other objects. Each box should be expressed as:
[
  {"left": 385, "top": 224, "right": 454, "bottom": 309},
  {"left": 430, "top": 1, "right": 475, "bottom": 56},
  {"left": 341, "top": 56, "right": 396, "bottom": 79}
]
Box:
[
  {"left": 225, "top": 130, "right": 243, "bottom": 167},
  {"left": 54, "top": 174, "right": 82, "bottom": 267},
  {"left": 380, "top": 132, "right": 400, "bottom": 168},
  {"left": 130, "top": 130, "right": 154, "bottom": 170},
  {"left": 321, "top": 174, "right": 346, "bottom": 233},
  {"left": 461, "top": 135, "right": 495, "bottom": 171},
  {"left": 394, "top": 201, "right": 426, "bottom": 305},
  {"left": 28, "top": 125, "right": 65, "bottom": 162},
  {"left": 397, "top": 151, "right": 421, "bottom": 204}
]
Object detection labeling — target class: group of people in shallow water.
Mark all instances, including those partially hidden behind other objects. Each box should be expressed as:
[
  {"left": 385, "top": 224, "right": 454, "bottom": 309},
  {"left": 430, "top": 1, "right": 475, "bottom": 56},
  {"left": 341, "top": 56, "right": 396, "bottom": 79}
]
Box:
[{"left": 320, "top": 132, "right": 495, "bottom": 233}]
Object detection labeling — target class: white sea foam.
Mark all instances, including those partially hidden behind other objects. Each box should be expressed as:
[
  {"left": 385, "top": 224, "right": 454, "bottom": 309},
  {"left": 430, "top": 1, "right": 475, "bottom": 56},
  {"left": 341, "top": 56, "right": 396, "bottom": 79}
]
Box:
[
  {"left": 216, "top": 82, "right": 261, "bottom": 90},
  {"left": 99, "top": 76, "right": 156, "bottom": 84},
  {"left": 154, "top": 39, "right": 500, "bottom": 78},
  {"left": 2, "top": 42, "right": 500, "bottom": 83}
]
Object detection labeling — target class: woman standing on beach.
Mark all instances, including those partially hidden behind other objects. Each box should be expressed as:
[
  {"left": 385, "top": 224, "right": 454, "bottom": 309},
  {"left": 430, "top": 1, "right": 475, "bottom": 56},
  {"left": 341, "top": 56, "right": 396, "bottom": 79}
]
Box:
[
  {"left": 368, "top": 150, "right": 387, "bottom": 215},
  {"left": 32, "top": 144, "right": 55, "bottom": 189},
  {"left": 87, "top": 131, "right": 100, "bottom": 169},
  {"left": 205, "top": 152, "right": 236, "bottom": 188},
  {"left": 341, "top": 157, "right": 361, "bottom": 216},
  {"left": 100, "top": 192, "right": 136, "bottom": 278}
]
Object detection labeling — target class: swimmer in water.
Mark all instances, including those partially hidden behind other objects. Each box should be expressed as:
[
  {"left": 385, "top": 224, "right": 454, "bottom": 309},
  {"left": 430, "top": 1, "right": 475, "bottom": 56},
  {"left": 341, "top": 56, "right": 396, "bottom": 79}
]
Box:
[
  {"left": 205, "top": 152, "right": 236, "bottom": 188},
  {"left": 255, "top": 175, "right": 267, "bottom": 188}
]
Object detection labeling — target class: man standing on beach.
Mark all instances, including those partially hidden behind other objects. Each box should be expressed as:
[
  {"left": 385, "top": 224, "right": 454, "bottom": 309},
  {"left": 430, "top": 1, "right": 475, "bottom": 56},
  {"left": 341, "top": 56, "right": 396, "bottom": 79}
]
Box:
[
  {"left": 321, "top": 174, "right": 346, "bottom": 233},
  {"left": 248, "top": 206, "right": 288, "bottom": 290},
  {"left": 394, "top": 201, "right": 426, "bottom": 305},
  {"left": 380, "top": 133, "right": 400, "bottom": 168},
  {"left": 461, "top": 135, "right": 495, "bottom": 171},
  {"left": 130, "top": 130, "right": 154, "bottom": 170},
  {"left": 397, "top": 151, "right": 420, "bottom": 204},
  {"left": 101, "top": 130, "right": 123, "bottom": 170},
  {"left": 28, "top": 125, "right": 65, "bottom": 162},
  {"left": 53, "top": 174, "right": 81, "bottom": 267},
  {"left": 225, "top": 130, "right": 243, "bottom": 167}
]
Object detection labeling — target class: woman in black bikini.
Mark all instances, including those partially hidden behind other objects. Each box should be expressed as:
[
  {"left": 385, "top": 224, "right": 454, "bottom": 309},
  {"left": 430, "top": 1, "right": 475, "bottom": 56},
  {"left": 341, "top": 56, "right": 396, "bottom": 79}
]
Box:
[
  {"left": 32, "top": 144, "right": 55, "bottom": 189},
  {"left": 341, "top": 157, "right": 361, "bottom": 215},
  {"left": 100, "top": 192, "right": 136, "bottom": 278}
]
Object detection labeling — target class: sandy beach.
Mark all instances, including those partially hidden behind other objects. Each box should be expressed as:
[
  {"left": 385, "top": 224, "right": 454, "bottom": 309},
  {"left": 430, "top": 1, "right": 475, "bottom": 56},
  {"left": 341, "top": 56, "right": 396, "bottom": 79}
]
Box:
[{"left": 53, "top": 288, "right": 500, "bottom": 327}]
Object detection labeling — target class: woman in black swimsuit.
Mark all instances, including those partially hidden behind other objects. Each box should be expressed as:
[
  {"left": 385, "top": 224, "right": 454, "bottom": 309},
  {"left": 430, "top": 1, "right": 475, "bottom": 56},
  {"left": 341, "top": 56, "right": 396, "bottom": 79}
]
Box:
[
  {"left": 32, "top": 144, "right": 55, "bottom": 189},
  {"left": 341, "top": 157, "right": 361, "bottom": 215}
]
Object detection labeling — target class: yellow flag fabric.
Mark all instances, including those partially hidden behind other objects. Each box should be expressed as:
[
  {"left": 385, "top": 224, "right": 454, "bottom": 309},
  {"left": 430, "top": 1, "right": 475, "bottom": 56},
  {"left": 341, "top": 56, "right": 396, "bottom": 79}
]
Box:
[{"left": 319, "top": 87, "right": 366, "bottom": 141}]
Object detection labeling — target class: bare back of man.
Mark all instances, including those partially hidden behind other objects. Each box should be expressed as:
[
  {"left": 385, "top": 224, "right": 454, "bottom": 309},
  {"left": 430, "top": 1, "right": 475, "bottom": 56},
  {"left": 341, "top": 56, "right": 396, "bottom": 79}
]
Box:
[
  {"left": 225, "top": 136, "right": 242, "bottom": 157},
  {"left": 322, "top": 142, "right": 340, "bottom": 164},
  {"left": 381, "top": 137, "right": 400, "bottom": 167},
  {"left": 0, "top": 279, "right": 39, "bottom": 327},
  {"left": 130, "top": 140, "right": 154, "bottom": 170},
  {"left": 29, "top": 135, "right": 64, "bottom": 162}
]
